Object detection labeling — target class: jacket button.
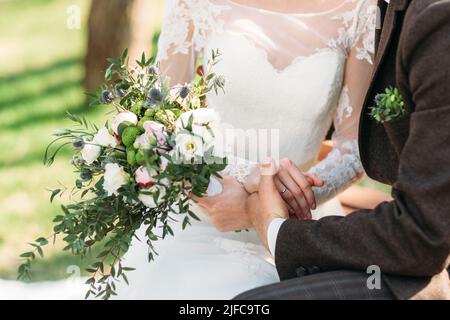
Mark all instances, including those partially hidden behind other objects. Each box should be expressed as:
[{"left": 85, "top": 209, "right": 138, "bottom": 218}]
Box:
[{"left": 295, "top": 266, "right": 308, "bottom": 277}]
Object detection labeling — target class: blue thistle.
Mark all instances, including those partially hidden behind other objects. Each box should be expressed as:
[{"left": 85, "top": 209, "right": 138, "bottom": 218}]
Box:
[
  {"left": 102, "top": 90, "right": 115, "bottom": 104},
  {"left": 146, "top": 66, "right": 157, "bottom": 75},
  {"left": 146, "top": 87, "right": 163, "bottom": 106},
  {"left": 80, "top": 170, "right": 93, "bottom": 181},
  {"left": 179, "top": 85, "right": 190, "bottom": 99},
  {"left": 72, "top": 138, "right": 85, "bottom": 149}
]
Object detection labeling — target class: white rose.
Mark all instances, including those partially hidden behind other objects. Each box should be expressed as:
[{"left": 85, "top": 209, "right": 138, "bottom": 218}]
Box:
[
  {"left": 138, "top": 185, "right": 166, "bottom": 208},
  {"left": 192, "top": 108, "right": 219, "bottom": 125},
  {"left": 93, "top": 127, "right": 117, "bottom": 147},
  {"left": 103, "top": 163, "right": 127, "bottom": 196},
  {"left": 111, "top": 111, "right": 138, "bottom": 135},
  {"left": 176, "top": 108, "right": 219, "bottom": 132},
  {"left": 80, "top": 141, "right": 101, "bottom": 165},
  {"left": 192, "top": 124, "right": 215, "bottom": 144},
  {"left": 175, "top": 133, "right": 204, "bottom": 161},
  {"left": 80, "top": 127, "right": 117, "bottom": 164}
]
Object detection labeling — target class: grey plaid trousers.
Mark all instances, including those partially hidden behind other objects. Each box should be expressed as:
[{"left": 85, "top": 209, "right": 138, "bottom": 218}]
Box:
[{"left": 234, "top": 270, "right": 395, "bottom": 300}]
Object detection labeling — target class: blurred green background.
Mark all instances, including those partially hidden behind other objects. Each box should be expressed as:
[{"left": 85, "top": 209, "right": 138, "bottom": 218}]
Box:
[
  {"left": 0, "top": 0, "right": 388, "bottom": 283},
  {"left": 0, "top": 0, "right": 164, "bottom": 281}
]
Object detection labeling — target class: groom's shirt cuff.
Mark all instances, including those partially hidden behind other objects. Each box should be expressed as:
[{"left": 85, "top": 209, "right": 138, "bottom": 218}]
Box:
[{"left": 267, "top": 218, "right": 286, "bottom": 256}]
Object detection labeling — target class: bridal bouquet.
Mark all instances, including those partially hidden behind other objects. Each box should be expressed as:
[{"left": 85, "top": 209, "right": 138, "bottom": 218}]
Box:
[{"left": 18, "top": 49, "right": 227, "bottom": 299}]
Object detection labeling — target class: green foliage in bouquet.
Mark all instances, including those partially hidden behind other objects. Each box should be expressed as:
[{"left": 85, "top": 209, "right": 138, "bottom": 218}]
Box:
[
  {"left": 17, "top": 49, "right": 227, "bottom": 299},
  {"left": 370, "top": 87, "right": 406, "bottom": 123}
]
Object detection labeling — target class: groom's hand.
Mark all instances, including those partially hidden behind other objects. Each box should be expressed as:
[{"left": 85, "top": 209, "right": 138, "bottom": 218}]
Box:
[
  {"left": 192, "top": 176, "right": 253, "bottom": 232},
  {"left": 247, "top": 159, "right": 289, "bottom": 249}
]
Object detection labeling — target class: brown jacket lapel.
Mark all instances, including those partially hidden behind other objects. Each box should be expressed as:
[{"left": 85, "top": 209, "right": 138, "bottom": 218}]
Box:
[
  {"left": 374, "top": 0, "right": 409, "bottom": 71},
  {"left": 358, "top": 0, "right": 410, "bottom": 184}
]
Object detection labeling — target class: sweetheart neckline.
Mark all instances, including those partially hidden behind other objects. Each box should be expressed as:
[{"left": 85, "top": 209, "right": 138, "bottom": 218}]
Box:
[{"left": 210, "top": 32, "right": 346, "bottom": 74}]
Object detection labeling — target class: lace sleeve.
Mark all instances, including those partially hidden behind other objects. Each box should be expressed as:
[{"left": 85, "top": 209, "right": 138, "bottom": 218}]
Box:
[
  {"left": 308, "top": 0, "right": 377, "bottom": 205},
  {"left": 221, "top": 157, "right": 258, "bottom": 184},
  {"left": 157, "top": 0, "right": 229, "bottom": 85}
]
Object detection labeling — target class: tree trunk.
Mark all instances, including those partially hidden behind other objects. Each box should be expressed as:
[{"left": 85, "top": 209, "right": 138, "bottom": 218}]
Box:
[{"left": 84, "top": 0, "right": 161, "bottom": 92}]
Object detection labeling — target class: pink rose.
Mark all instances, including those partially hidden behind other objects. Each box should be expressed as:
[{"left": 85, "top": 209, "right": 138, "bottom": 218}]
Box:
[
  {"left": 143, "top": 121, "right": 166, "bottom": 146},
  {"left": 134, "top": 166, "right": 157, "bottom": 188}
]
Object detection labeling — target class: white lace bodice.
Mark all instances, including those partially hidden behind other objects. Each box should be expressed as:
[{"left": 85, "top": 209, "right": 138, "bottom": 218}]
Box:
[{"left": 157, "top": 0, "right": 376, "bottom": 204}]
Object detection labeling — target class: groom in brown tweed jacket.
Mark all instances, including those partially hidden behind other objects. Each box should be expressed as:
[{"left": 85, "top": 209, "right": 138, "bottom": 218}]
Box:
[{"left": 236, "top": 0, "right": 450, "bottom": 300}]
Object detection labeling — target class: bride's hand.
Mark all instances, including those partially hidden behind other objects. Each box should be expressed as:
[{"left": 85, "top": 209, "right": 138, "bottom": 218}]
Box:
[
  {"left": 243, "top": 158, "right": 323, "bottom": 219},
  {"left": 191, "top": 176, "right": 253, "bottom": 232},
  {"left": 275, "top": 158, "right": 323, "bottom": 220}
]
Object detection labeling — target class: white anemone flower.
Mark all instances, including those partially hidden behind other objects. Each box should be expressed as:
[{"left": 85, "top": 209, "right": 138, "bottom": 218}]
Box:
[{"left": 175, "top": 133, "right": 204, "bottom": 162}]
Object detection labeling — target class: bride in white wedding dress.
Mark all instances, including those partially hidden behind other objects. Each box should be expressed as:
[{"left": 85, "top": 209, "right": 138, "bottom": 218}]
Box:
[
  {"left": 0, "top": 0, "right": 376, "bottom": 300},
  {"left": 114, "top": 0, "right": 377, "bottom": 300}
]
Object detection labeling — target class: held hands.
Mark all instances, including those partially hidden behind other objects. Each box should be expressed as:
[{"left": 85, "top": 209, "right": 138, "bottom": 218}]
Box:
[
  {"left": 192, "top": 176, "right": 252, "bottom": 232},
  {"left": 244, "top": 158, "right": 323, "bottom": 219},
  {"left": 194, "top": 158, "right": 323, "bottom": 234},
  {"left": 247, "top": 159, "right": 289, "bottom": 249}
]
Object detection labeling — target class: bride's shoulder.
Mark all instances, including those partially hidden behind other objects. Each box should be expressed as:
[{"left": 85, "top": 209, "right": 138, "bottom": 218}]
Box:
[
  {"left": 345, "top": 0, "right": 378, "bottom": 7},
  {"left": 165, "top": 0, "right": 229, "bottom": 10},
  {"left": 162, "top": 0, "right": 231, "bottom": 30},
  {"left": 335, "top": 0, "right": 378, "bottom": 25},
  {"left": 328, "top": 0, "right": 377, "bottom": 62},
  {"left": 164, "top": 0, "right": 206, "bottom": 11},
  {"left": 163, "top": 0, "right": 231, "bottom": 22},
  {"left": 159, "top": 0, "right": 231, "bottom": 58},
  {"left": 329, "top": 0, "right": 378, "bottom": 27},
  {"left": 337, "top": 0, "right": 378, "bottom": 12},
  {"left": 331, "top": 0, "right": 378, "bottom": 26},
  {"left": 332, "top": 0, "right": 377, "bottom": 14}
]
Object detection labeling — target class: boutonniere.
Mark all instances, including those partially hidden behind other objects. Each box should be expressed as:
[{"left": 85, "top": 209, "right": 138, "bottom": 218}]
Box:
[{"left": 370, "top": 87, "right": 406, "bottom": 123}]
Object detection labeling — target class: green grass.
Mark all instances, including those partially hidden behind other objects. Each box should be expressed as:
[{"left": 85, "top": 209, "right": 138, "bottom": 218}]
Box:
[
  {"left": 0, "top": 0, "right": 101, "bottom": 281},
  {"left": 0, "top": 0, "right": 164, "bottom": 282}
]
